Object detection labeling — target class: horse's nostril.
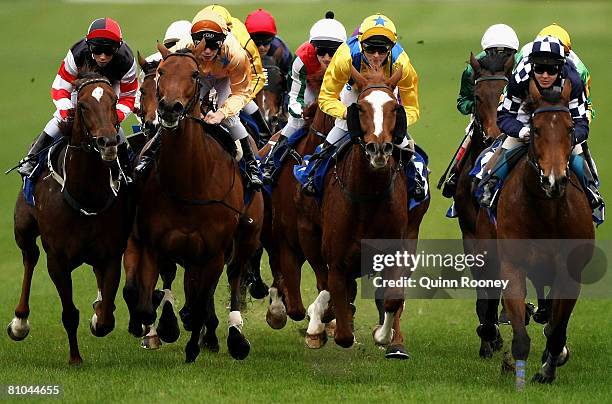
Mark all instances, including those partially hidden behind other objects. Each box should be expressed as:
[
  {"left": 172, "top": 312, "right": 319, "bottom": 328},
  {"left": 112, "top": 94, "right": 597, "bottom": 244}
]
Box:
[
  {"left": 172, "top": 101, "right": 184, "bottom": 113},
  {"left": 158, "top": 99, "right": 166, "bottom": 110},
  {"left": 382, "top": 143, "right": 394, "bottom": 155},
  {"left": 96, "top": 137, "right": 107, "bottom": 148},
  {"left": 365, "top": 143, "right": 377, "bottom": 155}
]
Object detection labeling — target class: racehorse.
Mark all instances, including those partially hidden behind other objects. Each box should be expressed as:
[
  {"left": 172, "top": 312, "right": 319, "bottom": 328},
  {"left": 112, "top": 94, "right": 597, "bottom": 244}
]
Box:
[
  {"left": 259, "top": 67, "right": 334, "bottom": 329},
  {"left": 297, "top": 66, "right": 429, "bottom": 357},
  {"left": 453, "top": 52, "right": 513, "bottom": 358},
  {"left": 9, "top": 72, "right": 133, "bottom": 364},
  {"left": 477, "top": 78, "right": 594, "bottom": 387},
  {"left": 256, "top": 55, "right": 287, "bottom": 134},
  {"left": 123, "top": 43, "right": 254, "bottom": 362}
]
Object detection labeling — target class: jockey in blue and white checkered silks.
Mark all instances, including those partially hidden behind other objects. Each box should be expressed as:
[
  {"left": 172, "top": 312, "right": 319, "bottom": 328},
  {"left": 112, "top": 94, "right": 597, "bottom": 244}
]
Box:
[{"left": 476, "top": 35, "right": 604, "bottom": 222}]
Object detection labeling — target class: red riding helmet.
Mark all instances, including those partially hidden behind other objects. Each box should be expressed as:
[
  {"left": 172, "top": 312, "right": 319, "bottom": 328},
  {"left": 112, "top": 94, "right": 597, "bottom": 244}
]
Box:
[
  {"left": 86, "top": 17, "right": 123, "bottom": 47},
  {"left": 244, "top": 9, "right": 277, "bottom": 36}
]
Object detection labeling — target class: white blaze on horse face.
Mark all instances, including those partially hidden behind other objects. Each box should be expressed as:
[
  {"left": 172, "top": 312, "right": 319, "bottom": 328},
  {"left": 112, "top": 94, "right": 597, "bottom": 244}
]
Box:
[
  {"left": 364, "top": 90, "right": 394, "bottom": 137},
  {"left": 92, "top": 86, "right": 104, "bottom": 102}
]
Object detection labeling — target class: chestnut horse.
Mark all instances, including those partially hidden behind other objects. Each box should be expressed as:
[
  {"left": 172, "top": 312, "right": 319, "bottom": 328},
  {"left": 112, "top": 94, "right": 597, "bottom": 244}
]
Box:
[
  {"left": 297, "top": 66, "right": 429, "bottom": 357},
  {"left": 124, "top": 43, "right": 253, "bottom": 362},
  {"left": 454, "top": 52, "right": 513, "bottom": 358},
  {"left": 10, "top": 73, "right": 133, "bottom": 364},
  {"left": 259, "top": 68, "right": 334, "bottom": 329},
  {"left": 477, "top": 79, "right": 594, "bottom": 387}
]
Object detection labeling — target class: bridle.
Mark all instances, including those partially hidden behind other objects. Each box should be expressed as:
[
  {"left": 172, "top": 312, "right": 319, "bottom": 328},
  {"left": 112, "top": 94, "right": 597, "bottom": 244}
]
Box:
[
  {"left": 156, "top": 52, "right": 201, "bottom": 128},
  {"left": 472, "top": 74, "right": 508, "bottom": 145}
]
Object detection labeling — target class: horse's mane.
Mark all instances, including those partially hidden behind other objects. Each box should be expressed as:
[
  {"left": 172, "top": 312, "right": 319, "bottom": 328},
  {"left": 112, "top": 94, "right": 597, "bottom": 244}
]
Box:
[
  {"left": 142, "top": 59, "right": 160, "bottom": 74},
  {"left": 477, "top": 52, "right": 510, "bottom": 74},
  {"left": 306, "top": 66, "right": 326, "bottom": 92},
  {"left": 59, "top": 71, "right": 108, "bottom": 137},
  {"left": 362, "top": 66, "right": 387, "bottom": 84},
  {"left": 174, "top": 47, "right": 193, "bottom": 55}
]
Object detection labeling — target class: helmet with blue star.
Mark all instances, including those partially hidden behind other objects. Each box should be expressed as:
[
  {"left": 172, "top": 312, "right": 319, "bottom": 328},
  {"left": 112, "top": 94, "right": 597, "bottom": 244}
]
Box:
[{"left": 358, "top": 14, "right": 397, "bottom": 44}]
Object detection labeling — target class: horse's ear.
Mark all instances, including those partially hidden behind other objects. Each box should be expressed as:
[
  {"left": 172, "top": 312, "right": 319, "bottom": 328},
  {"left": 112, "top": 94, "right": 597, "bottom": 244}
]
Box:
[
  {"left": 386, "top": 66, "right": 403, "bottom": 91},
  {"left": 469, "top": 52, "right": 480, "bottom": 75},
  {"left": 157, "top": 41, "right": 171, "bottom": 60},
  {"left": 529, "top": 78, "right": 542, "bottom": 102},
  {"left": 351, "top": 65, "right": 368, "bottom": 92},
  {"left": 503, "top": 53, "right": 514, "bottom": 77},
  {"left": 194, "top": 38, "right": 207, "bottom": 57},
  {"left": 561, "top": 78, "right": 572, "bottom": 105},
  {"left": 137, "top": 51, "right": 147, "bottom": 70},
  {"left": 346, "top": 103, "right": 363, "bottom": 138}
]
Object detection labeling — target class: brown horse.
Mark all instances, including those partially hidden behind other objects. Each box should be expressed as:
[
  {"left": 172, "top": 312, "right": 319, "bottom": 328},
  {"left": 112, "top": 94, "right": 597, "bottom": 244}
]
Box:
[
  {"left": 477, "top": 79, "right": 594, "bottom": 387},
  {"left": 255, "top": 55, "right": 287, "bottom": 134},
  {"left": 135, "top": 52, "right": 160, "bottom": 139},
  {"left": 258, "top": 68, "right": 334, "bottom": 329},
  {"left": 453, "top": 52, "right": 513, "bottom": 358},
  {"left": 297, "top": 66, "right": 429, "bottom": 357},
  {"left": 124, "top": 43, "right": 254, "bottom": 362},
  {"left": 10, "top": 73, "right": 133, "bottom": 364}
]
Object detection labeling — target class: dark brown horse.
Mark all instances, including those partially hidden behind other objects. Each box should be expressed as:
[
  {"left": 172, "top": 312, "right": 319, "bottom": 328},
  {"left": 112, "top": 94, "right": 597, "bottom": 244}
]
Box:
[
  {"left": 454, "top": 52, "right": 513, "bottom": 358},
  {"left": 123, "top": 43, "right": 253, "bottom": 362},
  {"left": 477, "top": 79, "right": 594, "bottom": 387},
  {"left": 258, "top": 68, "right": 334, "bottom": 330},
  {"left": 255, "top": 55, "right": 287, "bottom": 134},
  {"left": 10, "top": 73, "right": 133, "bottom": 364},
  {"left": 135, "top": 52, "right": 160, "bottom": 139},
  {"left": 297, "top": 66, "right": 429, "bottom": 357}
]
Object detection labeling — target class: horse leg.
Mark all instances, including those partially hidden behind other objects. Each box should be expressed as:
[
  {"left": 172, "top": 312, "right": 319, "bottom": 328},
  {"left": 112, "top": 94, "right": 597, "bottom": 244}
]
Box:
[
  {"left": 385, "top": 300, "right": 410, "bottom": 359},
  {"left": 277, "top": 243, "right": 306, "bottom": 321},
  {"left": 247, "top": 246, "right": 269, "bottom": 299},
  {"left": 47, "top": 257, "right": 82, "bottom": 365},
  {"left": 501, "top": 263, "right": 530, "bottom": 390},
  {"left": 90, "top": 258, "right": 121, "bottom": 337},
  {"left": 532, "top": 284, "right": 550, "bottom": 324},
  {"left": 328, "top": 266, "right": 353, "bottom": 348},
  {"left": 265, "top": 248, "right": 288, "bottom": 329},
  {"left": 226, "top": 255, "right": 251, "bottom": 360},
  {"left": 8, "top": 216, "right": 39, "bottom": 341},
  {"left": 305, "top": 290, "right": 330, "bottom": 349},
  {"left": 156, "top": 259, "right": 180, "bottom": 343},
  {"left": 122, "top": 234, "right": 145, "bottom": 337},
  {"left": 199, "top": 293, "right": 219, "bottom": 353},
  {"left": 137, "top": 245, "right": 161, "bottom": 349}
]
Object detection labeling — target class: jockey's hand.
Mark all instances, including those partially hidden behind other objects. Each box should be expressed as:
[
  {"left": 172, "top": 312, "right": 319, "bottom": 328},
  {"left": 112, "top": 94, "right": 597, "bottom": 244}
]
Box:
[
  {"left": 59, "top": 108, "right": 75, "bottom": 122},
  {"left": 204, "top": 110, "right": 225, "bottom": 125},
  {"left": 518, "top": 126, "right": 530, "bottom": 142}
]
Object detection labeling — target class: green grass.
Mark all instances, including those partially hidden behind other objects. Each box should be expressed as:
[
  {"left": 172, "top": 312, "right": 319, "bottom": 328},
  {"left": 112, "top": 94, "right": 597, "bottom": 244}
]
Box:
[{"left": 1, "top": 1, "right": 611, "bottom": 403}]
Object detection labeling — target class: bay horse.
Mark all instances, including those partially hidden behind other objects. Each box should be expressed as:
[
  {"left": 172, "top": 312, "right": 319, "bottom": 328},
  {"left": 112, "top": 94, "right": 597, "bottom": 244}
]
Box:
[
  {"left": 255, "top": 55, "right": 287, "bottom": 134},
  {"left": 10, "top": 72, "right": 133, "bottom": 364},
  {"left": 477, "top": 78, "right": 594, "bottom": 387},
  {"left": 297, "top": 66, "right": 429, "bottom": 357},
  {"left": 454, "top": 52, "right": 513, "bottom": 358},
  {"left": 258, "top": 67, "right": 334, "bottom": 330},
  {"left": 123, "top": 43, "right": 256, "bottom": 362}
]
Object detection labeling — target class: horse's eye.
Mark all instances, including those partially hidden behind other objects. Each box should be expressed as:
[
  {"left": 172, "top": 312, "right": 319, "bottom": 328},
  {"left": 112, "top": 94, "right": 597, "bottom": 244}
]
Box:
[
  {"left": 192, "top": 71, "right": 199, "bottom": 79},
  {"left": 158, "top": 69, "right": 165, "bottom": 76},
  {"left": 140, "top": 89, "right": 146, "bottom": 96}
]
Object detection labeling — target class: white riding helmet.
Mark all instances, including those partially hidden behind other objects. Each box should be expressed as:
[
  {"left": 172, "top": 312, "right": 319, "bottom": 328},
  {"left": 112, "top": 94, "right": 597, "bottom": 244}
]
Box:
[
  {"left": 309, "top": 11, "right": 347, "bottom": 44},
  {"left": 164, "top": 20, "right": 193, "bottom": 44},
  {"left": 481, "top": 24, "right": 519, "bottom": 51}
]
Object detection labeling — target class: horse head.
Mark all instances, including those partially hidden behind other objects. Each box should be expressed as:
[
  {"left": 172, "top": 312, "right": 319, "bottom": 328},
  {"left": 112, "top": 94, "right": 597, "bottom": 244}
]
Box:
[
  {"left": 156, "top": 42, "right": 201, "bottom": 129},
  {"left": 260, "top": 55, "right": 286, "bottom": 132},
  {"left": 137, "top": 52, "right": 160, "bottom": 137},
  {"left": 527, "top": 78, "right": 574, "bottom": 198},
  {"left": 470, "top": 51, "right": 514, "bottom": 143},
  {"left": 72, "top": 73, "right": 121, "bottom": 162},
  {"left": 348, "top": 65, "right": 403, "bottom": 169}
]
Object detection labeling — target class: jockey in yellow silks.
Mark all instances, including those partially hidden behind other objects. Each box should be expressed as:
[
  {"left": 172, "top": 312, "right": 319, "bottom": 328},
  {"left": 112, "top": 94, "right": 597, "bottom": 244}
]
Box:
[
  {"left": 203, "top": 5, "right": 272, "bottom": 140},
  {"left": 303, "top": 13, "right": 421, "bottom": 196}
]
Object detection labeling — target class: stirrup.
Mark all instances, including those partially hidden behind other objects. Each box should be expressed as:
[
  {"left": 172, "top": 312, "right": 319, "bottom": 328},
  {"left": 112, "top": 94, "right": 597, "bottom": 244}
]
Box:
[{"left": 441, "top": 172, "right": 457, "bottom": 198}]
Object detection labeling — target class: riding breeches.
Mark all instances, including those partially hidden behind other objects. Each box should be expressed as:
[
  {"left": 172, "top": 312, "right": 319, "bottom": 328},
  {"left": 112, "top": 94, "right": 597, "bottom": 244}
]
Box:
[{"left": 199, "top": 76, "right": 249, "bottom": 141}]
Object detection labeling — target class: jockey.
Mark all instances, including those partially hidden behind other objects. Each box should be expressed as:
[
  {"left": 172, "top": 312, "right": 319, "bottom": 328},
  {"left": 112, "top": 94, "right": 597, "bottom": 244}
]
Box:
[
  {"left": 18, "top": 17, "right": 137, "bottom": 179},
  {"left": 260, "top": 11, "right": 347, "bottom": 184},
  {"left": 193, "top": 9, "right": 262, "bottom": 190},
  {"left": 303, "top": 13, "right": 421, "bottom": 196},
  {"left": 479, "top": 36, "right": 604, "bottom": 212},
  {"left": 441, "top": 24, "right": 519, "bottom": 198},
  {"left": 517, "top": 23, "right": 593, "bottom": 119},
  {"left": 203, "top": 5, "right": 272, "bottom": 141},
  {"left": 244, "top": 8, "right": 293, "bottom": 89}
]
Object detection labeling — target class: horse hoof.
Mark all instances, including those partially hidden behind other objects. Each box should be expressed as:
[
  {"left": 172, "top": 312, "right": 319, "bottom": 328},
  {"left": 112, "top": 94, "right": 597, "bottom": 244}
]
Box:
[
  {"left": 69, "top": 356, "right": 83, "bottom": 366},
  {"left": 248, "top": 280, "right": 269, "bottom": 300},
  {"left": 372, "top": 325, "right": 394, "bottom": 346},
  {"left": 7, "top": 319, "right": 30, "bottom": 341},
  {"left": 325, "top": 319, "right": 336, "bottom": 338},
  {"left": 533, "top": 307, "right": 549, "bottom": 325},
  {"left": 152, "top": 289, "right": 164, "bottom": 309},
  {"left": 492, "top": 333, "right": 504, "bottom": 352},
  {"left": 185, "top": 340, "right": 200, "bottom": 363},
  {"left": 141, "top": 334, "right": 162, "bottom": 350},
  {"left": 385, "top": 344, "right": 410, "bottom": 360},
  {"left": 266, "top": 306, "right": 287, "bottom": 330},
  {"left": 531, "top": 371, "right": 555, "bottom": 384},
  {"left": 227, "top": 326, "right": 250, "bottom": 360},
  {"left": 305, "top": 331, "right": 327, "bottom": 349},
  {"left": 540, "top": 346, "right": 569, "bottom": 367},
  {"left": 128, "top": 321, "right": 146, "bottom": 338},
  {"left": 157, "top": 302, "right": 180, "bottom": 343},
  {"left": 479, "top": 341, "right": 493, "bottom": 359}
]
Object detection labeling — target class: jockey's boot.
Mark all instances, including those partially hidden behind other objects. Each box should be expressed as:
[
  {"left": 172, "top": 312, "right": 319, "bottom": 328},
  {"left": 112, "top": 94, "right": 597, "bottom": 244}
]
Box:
[
  {"left": 134, "top": 133, "right": 161, "bottom": 179},
  {"left": 571, "top": 153, "right": 605, "bottom": 210},
  {"left": 17, "top": 131, "right": 53, "bottom": 177},
  {"left": 261, "top": 134, "right": 288, "bottom": 185},
  {"left": 412, "top": 171, "right": 427, "bottom": 202},
  {"left": 249, "top": 109, "right": 272, "bottom": 144},
  {"left": 478, "top": 145, "right": 525, "bottom": 208},
  {"left": 441, "top": 168, "right": 458, "bottom": 198},
  {"left": 117, "top": 142, "right": 133, "bottom": 184},
  {"left": 239, "top": 137, "right": 263, "bottom": 191},
  {"left": 303, "top": 141, "right": 335, "bottom": 196}
]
